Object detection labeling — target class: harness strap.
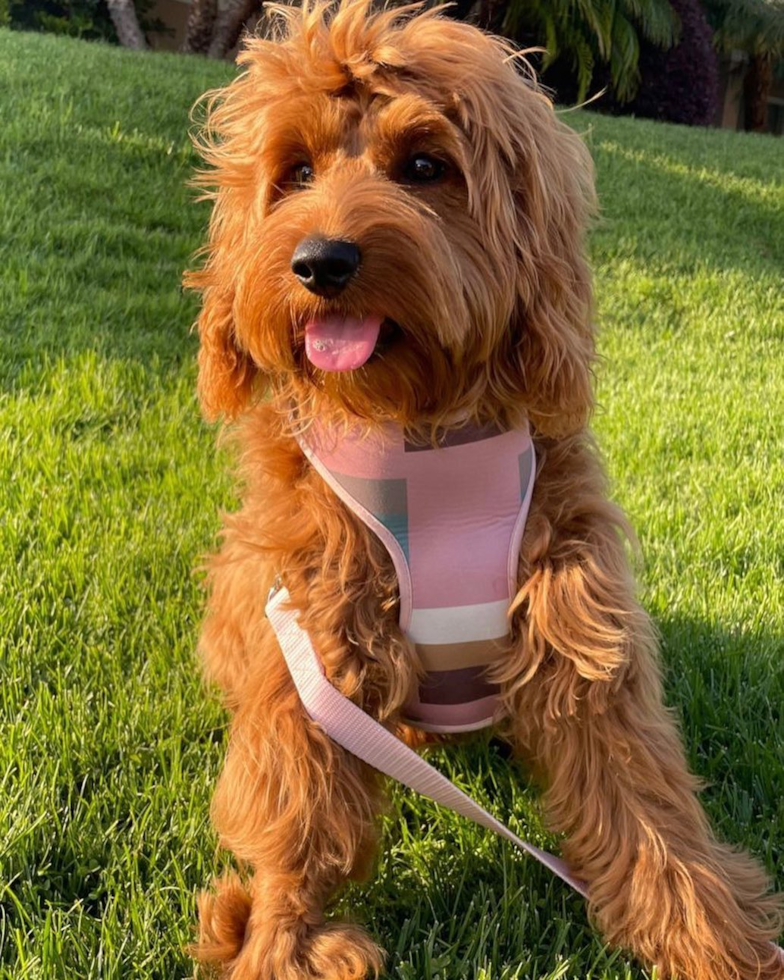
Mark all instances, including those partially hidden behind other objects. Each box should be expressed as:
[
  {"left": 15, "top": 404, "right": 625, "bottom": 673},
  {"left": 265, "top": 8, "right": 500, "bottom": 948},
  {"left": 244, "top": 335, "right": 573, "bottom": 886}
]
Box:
[{"left": 266, "top": 585, "right": 588, "bottom": 898}]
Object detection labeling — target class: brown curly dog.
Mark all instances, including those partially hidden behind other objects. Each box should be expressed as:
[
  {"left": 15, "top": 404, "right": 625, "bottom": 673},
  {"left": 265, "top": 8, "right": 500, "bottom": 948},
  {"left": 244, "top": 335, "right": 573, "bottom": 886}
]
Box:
[{"left": 185, "top": 2, "right": 783, "bottom": 977}]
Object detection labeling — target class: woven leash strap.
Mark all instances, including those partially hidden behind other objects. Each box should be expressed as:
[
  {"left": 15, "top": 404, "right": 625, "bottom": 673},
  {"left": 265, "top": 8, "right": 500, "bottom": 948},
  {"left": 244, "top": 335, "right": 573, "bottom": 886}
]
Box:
[
  {"left": 266, "top": 585, "right": 587, "bottom": 897},
  {"left": 266, "top": 587, "right": 784, "bottom": 965}
]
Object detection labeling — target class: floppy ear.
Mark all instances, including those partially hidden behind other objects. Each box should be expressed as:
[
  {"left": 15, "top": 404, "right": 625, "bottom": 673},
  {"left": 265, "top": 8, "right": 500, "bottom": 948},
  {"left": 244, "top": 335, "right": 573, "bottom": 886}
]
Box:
[
  {"left": 506, "top": 92, "right": 597, "bottom": 438},
  {"left": 404, "top": 20, "right": 595, "bottom": 436},
  {"left": 513, "top": 105, "right": 596, "bottom": 438},
  {"left": 469, "top": 54, "right": 596, "bottom": 438},
  {"left": 185, "top": 63, "right": 267, "bottom": 424},
  {"left": 193, "top": 278, "right": 257, "bottom": 423},
  {"left": 184, "top": 174, "right": 258, "bottom": 423}
]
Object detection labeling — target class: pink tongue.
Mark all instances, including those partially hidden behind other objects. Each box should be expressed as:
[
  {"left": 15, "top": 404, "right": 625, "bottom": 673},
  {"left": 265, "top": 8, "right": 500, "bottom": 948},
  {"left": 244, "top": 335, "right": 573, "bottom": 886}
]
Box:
[{"left": 304, "top": 315, "right": 382, "bottom": 372}]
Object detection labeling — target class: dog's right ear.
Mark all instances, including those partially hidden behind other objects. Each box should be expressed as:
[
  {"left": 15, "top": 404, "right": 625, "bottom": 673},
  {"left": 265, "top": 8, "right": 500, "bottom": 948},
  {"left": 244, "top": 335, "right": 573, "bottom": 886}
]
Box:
[
  {"left": 194, "top": 280, "right": 257, "bottom": 423},
  {"left": 184, "top": 198, "right": 258, "bottom": 424},
  {"left": 186, "top": 77, "right": 262, "bottom": 424}
]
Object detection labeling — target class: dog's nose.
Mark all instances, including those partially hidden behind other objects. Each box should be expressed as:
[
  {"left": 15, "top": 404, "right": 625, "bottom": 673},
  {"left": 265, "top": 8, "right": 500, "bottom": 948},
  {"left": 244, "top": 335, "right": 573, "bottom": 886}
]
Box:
[{"left": 291, "top": 238, "right": 361, "bottom": 296}]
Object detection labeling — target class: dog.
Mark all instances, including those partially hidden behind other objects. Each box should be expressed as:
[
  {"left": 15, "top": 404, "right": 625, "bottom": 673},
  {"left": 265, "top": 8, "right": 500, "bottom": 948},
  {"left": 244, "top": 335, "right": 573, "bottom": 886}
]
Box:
[{"left": 185, "top": 2, "right": 783, "bottom": 977}]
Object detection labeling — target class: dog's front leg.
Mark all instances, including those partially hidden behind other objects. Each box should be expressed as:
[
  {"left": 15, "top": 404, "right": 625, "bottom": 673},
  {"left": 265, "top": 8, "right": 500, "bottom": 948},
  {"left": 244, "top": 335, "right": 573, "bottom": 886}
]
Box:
[
  {"left": 195, "top": 634, "right": 386, "bottom": 980},
  {"left": 502, "top": 435, "right": 782, "bottom": 980}
]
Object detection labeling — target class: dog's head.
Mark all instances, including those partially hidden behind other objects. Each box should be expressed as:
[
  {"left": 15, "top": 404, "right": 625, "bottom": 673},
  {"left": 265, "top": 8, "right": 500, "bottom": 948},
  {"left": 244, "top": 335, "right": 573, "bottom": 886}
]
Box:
[{"left": 187, "top": 0, "right": 596, "bottom": 437}]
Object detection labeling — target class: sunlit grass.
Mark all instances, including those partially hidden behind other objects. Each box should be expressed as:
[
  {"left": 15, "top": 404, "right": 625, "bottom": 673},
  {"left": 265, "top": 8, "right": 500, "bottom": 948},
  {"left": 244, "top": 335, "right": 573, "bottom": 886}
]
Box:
[{"left": 1, "top": 27, "right": 781, "bottom": 980}]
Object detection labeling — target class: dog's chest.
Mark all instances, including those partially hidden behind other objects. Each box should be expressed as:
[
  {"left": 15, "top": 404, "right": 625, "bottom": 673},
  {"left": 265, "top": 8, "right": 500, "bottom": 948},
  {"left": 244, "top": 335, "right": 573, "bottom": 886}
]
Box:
[{"left": 298, "top": 419, "right": 536, "bottom": 732}]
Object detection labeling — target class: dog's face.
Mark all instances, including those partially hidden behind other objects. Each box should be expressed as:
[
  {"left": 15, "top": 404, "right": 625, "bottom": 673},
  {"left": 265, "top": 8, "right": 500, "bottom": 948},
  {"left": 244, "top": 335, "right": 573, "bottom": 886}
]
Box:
[{"left": 188, "top": 0, "right": 596, "bottom": 437}]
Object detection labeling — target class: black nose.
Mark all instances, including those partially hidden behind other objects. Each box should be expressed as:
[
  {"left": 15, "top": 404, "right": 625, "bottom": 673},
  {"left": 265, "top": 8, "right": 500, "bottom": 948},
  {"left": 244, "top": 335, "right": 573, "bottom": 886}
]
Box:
[{"left": 291, "top": 238, "right": 361, "bottom": 296}]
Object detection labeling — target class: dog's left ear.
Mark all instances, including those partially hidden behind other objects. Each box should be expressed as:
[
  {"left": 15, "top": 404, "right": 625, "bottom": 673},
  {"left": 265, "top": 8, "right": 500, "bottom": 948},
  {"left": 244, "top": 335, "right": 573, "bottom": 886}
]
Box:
[
  {"left": 510, "top": 100, "right": 596, "bottom": 438},
  {"left": 478, "top": 76, "right": 596, "bottom": 439}
]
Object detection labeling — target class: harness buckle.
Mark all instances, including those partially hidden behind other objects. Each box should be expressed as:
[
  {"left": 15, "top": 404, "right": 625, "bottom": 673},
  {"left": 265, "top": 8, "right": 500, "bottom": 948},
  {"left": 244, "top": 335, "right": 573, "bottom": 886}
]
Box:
[{"left": 266, "top": 575, "right": 283, "bottom": 610}]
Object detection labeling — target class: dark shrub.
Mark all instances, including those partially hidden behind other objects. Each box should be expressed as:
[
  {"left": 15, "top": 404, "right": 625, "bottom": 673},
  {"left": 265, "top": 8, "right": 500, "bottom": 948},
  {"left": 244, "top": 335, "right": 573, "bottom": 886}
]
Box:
[
  {"left": 622, "top": 0, "right": 721, "bottom": 124},
  {"left": 5, "top": 0, "right": 116, "bottom": 40},
  {"left": 5, "top": 0, "right": 166, "bottom": 43},
  {"left": 540, "top": 0, "right": 720, "bottom": 127}
]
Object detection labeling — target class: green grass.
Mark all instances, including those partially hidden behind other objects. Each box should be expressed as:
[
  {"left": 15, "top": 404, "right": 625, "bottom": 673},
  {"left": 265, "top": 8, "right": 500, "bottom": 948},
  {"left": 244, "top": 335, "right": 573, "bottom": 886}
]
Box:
[{"left": 0, "top": 27, "right": 782, "bottom": 980}]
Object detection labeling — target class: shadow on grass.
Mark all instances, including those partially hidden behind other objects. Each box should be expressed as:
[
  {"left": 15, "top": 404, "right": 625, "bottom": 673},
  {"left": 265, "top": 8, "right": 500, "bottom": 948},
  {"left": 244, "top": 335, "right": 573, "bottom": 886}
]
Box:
[
  {"left": 591, "top": 142, "right": 783, "bottom": 280},
  {"left": 342, "top": 611, "right": 782, "bottom": 979}
]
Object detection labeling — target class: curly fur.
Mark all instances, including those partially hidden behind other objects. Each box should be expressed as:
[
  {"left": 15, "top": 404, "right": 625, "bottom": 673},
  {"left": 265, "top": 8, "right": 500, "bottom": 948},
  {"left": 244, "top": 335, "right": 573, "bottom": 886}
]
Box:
[{"left": 186, "top": 2, "right": 783, "bottom": 978}]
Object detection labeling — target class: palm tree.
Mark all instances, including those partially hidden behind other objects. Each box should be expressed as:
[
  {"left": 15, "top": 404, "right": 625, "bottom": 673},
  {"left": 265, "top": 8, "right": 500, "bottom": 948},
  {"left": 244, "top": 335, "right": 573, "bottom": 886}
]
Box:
[
  {"left": 207, "top": 0, "right": 260, "bottom": 58},
  {"left": 705, "top": 0, "right": 784, "bottom": 131},
  {"left": 182, "top": 0, "right": 218, "bottom": 54},
  {"left": 106, "top": 0, "right": 147, "bottom": 49},
  {"left": 502, "top": 0, "right": 679, "bottom": 102}
]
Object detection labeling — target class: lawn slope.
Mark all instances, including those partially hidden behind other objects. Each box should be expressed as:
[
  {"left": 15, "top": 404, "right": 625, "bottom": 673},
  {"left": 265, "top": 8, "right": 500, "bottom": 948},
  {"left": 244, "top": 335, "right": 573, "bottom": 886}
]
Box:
[{"left": 0, "top": 27, "right": 782, "bottom": 980}]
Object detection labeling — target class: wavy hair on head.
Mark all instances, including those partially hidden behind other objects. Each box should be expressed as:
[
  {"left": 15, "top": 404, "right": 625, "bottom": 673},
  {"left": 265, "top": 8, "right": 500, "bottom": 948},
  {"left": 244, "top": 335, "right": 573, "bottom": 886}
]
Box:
[{"left": 185, "top": 0, "right": 597, "bottom": 435}]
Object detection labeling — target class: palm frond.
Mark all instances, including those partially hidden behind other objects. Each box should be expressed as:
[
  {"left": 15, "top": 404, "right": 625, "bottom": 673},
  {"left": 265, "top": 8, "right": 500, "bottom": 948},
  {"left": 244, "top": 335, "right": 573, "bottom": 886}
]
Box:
[
  {"left": 621, "top": 0, "right": 679, "bottom": 46},
  {"left": 609, "top": 13, "right": 642, "bottom": 98},
  {"left": 709, "top": 0, "right": 784, "bottom": 56},
  {"left": 503, "top": 0, "right": 677, "bottom": 103},
  {"left": 570, "top": 31, "right": 597, "bottom": 99}
]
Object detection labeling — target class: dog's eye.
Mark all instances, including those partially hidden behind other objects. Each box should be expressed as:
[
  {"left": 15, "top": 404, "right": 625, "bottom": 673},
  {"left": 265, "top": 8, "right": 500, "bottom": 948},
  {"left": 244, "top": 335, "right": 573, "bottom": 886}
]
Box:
[
  {"left": 402, "top": 154, "right": 446, "bottom": 184},
  {"left": 288, "top": 162, "right": 314, "bottom": 188}
]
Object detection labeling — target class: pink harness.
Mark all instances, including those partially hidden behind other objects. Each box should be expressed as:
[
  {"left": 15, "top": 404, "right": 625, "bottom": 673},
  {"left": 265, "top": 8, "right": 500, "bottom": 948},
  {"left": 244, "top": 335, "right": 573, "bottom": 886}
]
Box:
[
  {"left": 268, "top": 417, "right": 586, "bottom": 894},
  {"left": 296, "top": 420, "right": 535, "bottom": 732}
]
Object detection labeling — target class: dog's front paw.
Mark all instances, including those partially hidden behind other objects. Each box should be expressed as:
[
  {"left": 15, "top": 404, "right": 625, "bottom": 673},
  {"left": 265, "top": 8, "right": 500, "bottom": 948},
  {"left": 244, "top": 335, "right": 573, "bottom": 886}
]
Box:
[
  {"left": 593, "top": 848, "right": 784, "bottom": 980},
  {"left": 193, "top": 873, "right": 253, "bottom": 970},
  {"left": 193, "top": 878, "right": 383, "bottom": 980},
  {"left": 300, "top": 922, "right": 385, "bottom": 980},
  {"left": 221, "top": 919, "right": 383, "bottom": 980}
]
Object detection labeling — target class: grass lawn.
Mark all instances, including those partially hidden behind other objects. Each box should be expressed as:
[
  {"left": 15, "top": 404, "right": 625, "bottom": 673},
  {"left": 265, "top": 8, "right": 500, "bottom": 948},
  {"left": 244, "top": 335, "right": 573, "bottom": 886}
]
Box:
[{"left": 0, "top": 26, "right": 782, "bottom": 980}]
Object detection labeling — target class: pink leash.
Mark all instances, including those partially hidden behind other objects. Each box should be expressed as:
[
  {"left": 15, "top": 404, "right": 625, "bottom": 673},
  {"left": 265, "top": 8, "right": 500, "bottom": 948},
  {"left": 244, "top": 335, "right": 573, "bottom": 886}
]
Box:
[{"left": 266, "top": 584, "right": 587, "bottom": 897}]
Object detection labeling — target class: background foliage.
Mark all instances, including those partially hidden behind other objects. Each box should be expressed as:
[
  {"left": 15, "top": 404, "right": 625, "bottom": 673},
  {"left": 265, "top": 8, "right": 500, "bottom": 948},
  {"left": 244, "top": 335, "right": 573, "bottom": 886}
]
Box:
[
  {"left": 620, "top": 0, "right": 720, "bottom": 124},
  {"left": 5, "top": 0, "right": 784, "bottom": 129},
  {"left": 706, "top": 0, "right": 784, "bottom": 57},
  {"left": 3, "top": 0, "right": 166, "bottom": 42}
]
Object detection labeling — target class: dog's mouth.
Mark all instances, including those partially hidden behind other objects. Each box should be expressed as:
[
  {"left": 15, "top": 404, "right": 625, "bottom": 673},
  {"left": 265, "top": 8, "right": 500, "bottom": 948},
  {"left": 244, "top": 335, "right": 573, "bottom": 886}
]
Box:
[{"left": 304, "top": 315, "right": 399, "bottom": 372}]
